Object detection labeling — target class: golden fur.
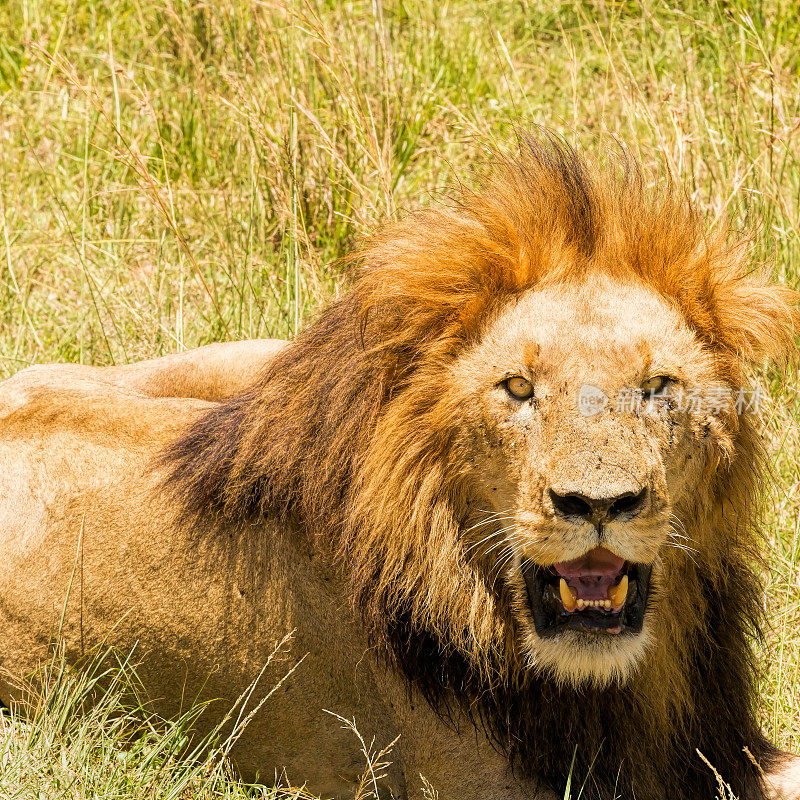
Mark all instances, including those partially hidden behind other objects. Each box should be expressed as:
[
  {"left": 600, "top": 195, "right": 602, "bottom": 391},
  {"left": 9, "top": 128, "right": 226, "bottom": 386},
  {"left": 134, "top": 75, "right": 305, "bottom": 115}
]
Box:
[{"left": 1, "top": 137, "right": 798, "bottom": 800}]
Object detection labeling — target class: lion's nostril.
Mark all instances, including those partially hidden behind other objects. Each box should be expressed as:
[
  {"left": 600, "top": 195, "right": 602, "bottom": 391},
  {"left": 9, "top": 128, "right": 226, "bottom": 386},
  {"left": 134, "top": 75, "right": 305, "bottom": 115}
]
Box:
[
  {"left": 608, "top": 488, "right": 648, "bottom": 519},
  {"left": 549, "top": 487, "right": 648, "bottom": 523},
  {"left": 548, "top": 489, "right": 594, "bottom": 519}
]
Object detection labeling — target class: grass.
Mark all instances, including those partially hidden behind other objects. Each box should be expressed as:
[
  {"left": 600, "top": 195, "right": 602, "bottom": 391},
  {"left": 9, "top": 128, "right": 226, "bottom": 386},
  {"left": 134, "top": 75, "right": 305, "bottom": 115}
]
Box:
[
  {"left": 0, "top": 0, "right": 798, "bottom": 795},
  {"left": 0, "top": 646, "right": 318, "bottom": 800}
]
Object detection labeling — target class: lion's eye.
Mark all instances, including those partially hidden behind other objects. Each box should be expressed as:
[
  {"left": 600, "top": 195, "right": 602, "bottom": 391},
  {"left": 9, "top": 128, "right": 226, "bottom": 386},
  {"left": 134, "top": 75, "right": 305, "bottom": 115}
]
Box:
[
  {"left": 503, "top": 376, "right": 534, "bottom": 401},
  {"left": 641, "top": 375, "right": 670, "bottom": 396}
]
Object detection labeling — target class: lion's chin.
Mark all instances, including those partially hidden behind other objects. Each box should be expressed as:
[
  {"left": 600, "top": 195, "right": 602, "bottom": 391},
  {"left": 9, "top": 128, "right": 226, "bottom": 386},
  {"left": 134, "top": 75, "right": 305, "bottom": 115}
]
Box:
[{"left": 523, "top": 624, "right": 654, "bottom": 688}]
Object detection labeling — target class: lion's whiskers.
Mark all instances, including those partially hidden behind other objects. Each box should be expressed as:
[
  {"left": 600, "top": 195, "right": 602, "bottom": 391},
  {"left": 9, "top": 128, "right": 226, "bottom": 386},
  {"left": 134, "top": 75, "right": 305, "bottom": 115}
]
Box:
[
  {"left": 467, "top": 527, "right": 521, "bottom": 568},
  {"left": 486, "top": 531, "right": 529, "bottom": 593},
  {"left": 666, "top": 520, "right": 700, "bottom": 567},
  {"left": 462, "top": 509, "right": 515, "bottom": 535},
  {"left": 667, "top": 512, "right": 692, "bottom": 539},
  {"left": 461, "top": 511, "right": 517, "bottom": 559}
]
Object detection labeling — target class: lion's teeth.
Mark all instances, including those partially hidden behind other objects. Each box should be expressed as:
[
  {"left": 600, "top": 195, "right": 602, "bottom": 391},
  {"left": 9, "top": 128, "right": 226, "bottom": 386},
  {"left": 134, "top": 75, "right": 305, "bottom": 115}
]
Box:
[
  {"left": 562, "top": 584, "right": 625, "bottom": 612},
  {"left": 567, "top": 594, "right": 620, "bottom": 611},
  {"left": 608, "top": 575, "right": 629, "bottom": 607},
  {"left": 572, "top": 598, "right": 613, "bottom": 609},
  {"left": 559, "top": 578, "right": 578, "bottom": 611}
]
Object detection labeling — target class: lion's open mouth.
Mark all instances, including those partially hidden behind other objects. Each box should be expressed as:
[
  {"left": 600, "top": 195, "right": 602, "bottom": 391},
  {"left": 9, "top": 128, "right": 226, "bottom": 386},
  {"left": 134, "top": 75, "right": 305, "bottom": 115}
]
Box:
[{"left": 522, "top": 547, "right": 652, "bottom": 637}]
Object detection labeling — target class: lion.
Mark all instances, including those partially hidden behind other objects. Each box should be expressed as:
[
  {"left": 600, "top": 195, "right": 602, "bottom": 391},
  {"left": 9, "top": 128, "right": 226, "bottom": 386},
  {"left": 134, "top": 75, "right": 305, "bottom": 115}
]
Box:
[{"left": 1, "top": 137, "right": 799, "bottom": 800}]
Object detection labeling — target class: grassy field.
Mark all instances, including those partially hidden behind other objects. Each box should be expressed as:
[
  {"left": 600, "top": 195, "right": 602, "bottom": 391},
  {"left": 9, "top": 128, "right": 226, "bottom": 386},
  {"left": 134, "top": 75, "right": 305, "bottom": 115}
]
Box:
[{"left": 1, "top": 0, "right": 798, "bottom": 796}]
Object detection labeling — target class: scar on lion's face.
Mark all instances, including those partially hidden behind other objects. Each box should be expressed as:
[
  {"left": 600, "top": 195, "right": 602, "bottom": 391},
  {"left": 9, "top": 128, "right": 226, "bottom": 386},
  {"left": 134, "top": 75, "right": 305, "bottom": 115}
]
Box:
[{"left": 448, "top": 274, "right": 737, "bottom": 684}]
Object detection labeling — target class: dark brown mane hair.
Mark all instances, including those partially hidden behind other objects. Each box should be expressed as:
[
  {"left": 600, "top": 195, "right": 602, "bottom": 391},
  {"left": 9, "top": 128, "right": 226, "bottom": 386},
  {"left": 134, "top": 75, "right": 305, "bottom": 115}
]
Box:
[{"left": 164, "top": 135, "right": 798, "bottom": 800}]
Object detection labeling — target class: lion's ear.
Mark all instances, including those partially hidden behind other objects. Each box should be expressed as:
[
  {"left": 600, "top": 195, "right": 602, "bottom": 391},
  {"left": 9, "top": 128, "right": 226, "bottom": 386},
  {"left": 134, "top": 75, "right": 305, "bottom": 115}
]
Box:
[{"left": 712, "top": 277, "right": 799, "bottom": 365}]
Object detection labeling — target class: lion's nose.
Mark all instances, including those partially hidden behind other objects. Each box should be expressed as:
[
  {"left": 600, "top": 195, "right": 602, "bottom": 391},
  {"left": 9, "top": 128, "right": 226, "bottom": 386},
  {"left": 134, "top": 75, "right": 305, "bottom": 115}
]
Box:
[{"left": 548, "top": 487, "right": 648, "bottom": 524}]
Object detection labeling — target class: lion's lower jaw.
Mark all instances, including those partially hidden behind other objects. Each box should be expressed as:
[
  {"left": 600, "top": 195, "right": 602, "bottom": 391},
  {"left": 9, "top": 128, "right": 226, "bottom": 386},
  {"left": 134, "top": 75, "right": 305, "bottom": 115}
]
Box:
[{"left": 522, "top": 621, "right": 654, "bottom": 688}]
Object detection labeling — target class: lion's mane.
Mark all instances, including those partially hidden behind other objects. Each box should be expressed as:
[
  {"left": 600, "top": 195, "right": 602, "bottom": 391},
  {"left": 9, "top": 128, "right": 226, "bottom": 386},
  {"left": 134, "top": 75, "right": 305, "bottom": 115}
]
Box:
[{"left": 166, "top": 137, "right": 798, "bottom": 800}]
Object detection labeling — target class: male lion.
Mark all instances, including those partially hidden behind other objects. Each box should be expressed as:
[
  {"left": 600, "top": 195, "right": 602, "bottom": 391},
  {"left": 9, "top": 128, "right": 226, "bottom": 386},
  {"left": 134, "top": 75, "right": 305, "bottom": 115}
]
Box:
[{"left": 1, "top": 139, "right": 799, "bottom": 800}]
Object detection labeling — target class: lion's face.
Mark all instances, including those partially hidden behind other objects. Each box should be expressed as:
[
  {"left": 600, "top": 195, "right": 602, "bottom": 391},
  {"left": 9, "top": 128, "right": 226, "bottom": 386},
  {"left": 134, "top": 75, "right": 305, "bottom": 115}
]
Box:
[{"left": 449, "top": 274, "right": 736, "bottom": 685}]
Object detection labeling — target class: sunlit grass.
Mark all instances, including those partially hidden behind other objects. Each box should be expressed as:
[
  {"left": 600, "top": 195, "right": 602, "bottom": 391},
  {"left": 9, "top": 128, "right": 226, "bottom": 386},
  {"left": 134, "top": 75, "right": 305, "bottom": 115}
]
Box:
[{"left": 0, "top": 646, "right": 315, "bottom": 800}]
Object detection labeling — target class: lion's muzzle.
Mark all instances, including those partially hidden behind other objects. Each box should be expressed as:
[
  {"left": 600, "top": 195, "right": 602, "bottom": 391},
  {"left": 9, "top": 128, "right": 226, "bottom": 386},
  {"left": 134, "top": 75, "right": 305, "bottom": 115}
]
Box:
[{"left": 523, "top": 547, "right": 652, "bottom": 637}]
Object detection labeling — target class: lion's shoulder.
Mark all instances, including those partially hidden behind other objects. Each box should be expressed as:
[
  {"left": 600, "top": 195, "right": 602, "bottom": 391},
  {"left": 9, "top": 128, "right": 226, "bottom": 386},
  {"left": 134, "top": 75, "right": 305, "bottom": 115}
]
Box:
[
  {"left": 3, "top": 339, "right": 286, "bottom": 407},
  {"left": 0, "top": 339, "right": 287, "bottom": 438},
  {"left": 0, "top": 363, "right": 207, "bottom": 445}
]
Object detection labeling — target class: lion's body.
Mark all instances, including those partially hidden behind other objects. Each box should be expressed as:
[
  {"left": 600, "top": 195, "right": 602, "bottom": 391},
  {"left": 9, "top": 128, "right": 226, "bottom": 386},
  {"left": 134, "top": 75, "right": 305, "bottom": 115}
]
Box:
[
  {"left": 0, "top": 342, "right": 537, "bottom": 800},
  {"left": 1, "top": 140, "right": 799, "bottom": 799}
]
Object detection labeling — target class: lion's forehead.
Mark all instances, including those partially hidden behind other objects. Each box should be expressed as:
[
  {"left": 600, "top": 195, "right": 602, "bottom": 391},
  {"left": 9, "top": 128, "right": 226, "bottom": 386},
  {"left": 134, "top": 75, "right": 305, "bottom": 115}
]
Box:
[{"left": 470, "top": 276, "right": 704, "bottom": 391}]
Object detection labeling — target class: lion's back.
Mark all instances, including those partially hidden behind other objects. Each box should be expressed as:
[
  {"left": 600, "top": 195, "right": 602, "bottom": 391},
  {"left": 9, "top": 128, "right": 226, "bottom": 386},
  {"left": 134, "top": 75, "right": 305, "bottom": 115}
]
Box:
[
  {"left": 0, "top": 347, "right": 410, "bottom": 799},
  {"left": 0, "top": 339, "right": 287, "bottom": 544}
]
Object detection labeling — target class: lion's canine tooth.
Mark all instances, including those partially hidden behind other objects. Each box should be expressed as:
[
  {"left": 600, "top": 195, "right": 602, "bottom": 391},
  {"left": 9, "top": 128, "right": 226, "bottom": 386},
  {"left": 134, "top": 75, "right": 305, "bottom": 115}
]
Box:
[
  {"left": 608, "top": 575, "right": 629, "bottom": 607},
  {"left": 559, "top": 578, "right": 577, "bottom": 611}
]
